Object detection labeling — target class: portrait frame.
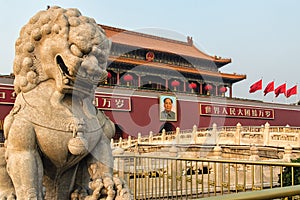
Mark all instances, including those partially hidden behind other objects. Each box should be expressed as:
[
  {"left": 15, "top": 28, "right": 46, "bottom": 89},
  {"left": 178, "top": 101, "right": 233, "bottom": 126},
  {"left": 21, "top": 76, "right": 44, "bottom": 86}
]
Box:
[{"left": 159, "top": 95, "right": 177, "bottom": 121}]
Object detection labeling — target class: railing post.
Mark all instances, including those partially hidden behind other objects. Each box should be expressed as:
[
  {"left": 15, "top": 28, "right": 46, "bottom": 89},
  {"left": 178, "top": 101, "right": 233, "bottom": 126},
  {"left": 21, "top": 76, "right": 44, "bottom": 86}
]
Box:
[
  {"left": 111, "top": 138, "right": 114, "bottom": 149},
  {"left": 169, "top": 145, "right": 179, "bottom": 192},
  {"left": 192, "top": 125, "right": 197, "bottom": 144},
  {"left": 169, "top": 144, "right": 178, "bottom": 157},
  {"left": 175, "top": 127, "right": 180, "bottom": 144},
  {"left": 298, "top": 130, "right": 300, "bottom": 147},
  {"left": 162, "top": 129, "right": 166, "bottom": 142},
  {"left": 282, "top": 144, "right": 293, "bottom": 162},
  {"left": 212, "top": 123, "right": 218, "bottom": 144},
  {"left": 249, "top": 145, "right": 260, "bottom": 161},
  {"left": 137, "top": 132, "right": 141, "bottom": 144},
  {"left": 176, "top": 127, "right": 180, "bottom": 134},
  {"left": 112, "top": 146, "right": 125, "bottom": 180},
  {"left": 128, "top": 135, "right": 132, "bottom": 147},
  {"left": 133, "top": 155, "right": 137, "bottom": 199},
  {"left": 264, "top": 122, "right": 270, "bottom": 146},
  {"left": 249, "top": 145, "right": 261, "bottom": 187},
  {"left": 213, "top": 145, "right": 223, "bottom": 188},
  {"left": 149, "top": 131, "right": 153, "bottom": 144},
  {"left": 236, "top": 123, "right": 241, "bottom": 145},
  {"left": 118, "top": 137, "right": 123, "bottom": 148}
]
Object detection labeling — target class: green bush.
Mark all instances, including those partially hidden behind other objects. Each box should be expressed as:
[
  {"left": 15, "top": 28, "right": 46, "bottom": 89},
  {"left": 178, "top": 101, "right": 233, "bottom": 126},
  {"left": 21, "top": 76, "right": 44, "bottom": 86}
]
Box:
[{"left": 278, "top": 158, "right": 300, "bottom": 186}]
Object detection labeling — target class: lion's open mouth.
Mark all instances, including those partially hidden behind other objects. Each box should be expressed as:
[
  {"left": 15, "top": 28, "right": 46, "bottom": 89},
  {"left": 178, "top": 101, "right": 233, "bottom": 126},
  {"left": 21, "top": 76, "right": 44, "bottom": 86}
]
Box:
[
  {"left": 56, "top": 55, "right": 96, "bottom": 95},
  {"left": 56, "top": 55, "right": 71, "bottom": 77}
]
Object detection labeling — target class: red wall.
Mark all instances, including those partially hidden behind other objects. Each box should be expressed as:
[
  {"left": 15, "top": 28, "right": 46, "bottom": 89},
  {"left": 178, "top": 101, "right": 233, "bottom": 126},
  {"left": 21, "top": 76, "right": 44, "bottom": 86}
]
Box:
[
  {"left": 104, "top": 94, "right": 300, "bottom": 137},
  {"left": 1, "top": 83, "right": 300, "bottom": 138},
  {"left": 0, "top": 105, "right": 12, "bottom": 122}
]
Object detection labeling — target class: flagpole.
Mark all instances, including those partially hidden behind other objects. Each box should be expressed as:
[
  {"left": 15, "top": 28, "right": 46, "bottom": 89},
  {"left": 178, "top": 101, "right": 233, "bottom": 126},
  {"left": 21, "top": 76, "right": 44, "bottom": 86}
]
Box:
[
  {"left": 295, "top": 89, "right": 298, "bottom": 105},
  {"left": 296, "top": 82, "right": 299, "bottom": 105},
  {"left": 272, "top": 79, "right": 275, "bottom": 103},
  {"left": 270, "top": 79, "right": 275, "bottom": 103},
  {"left": 261, "top": 77, "right": 263, "bottom": 102},
  {"left": 285, "top": 81, "right": 287, "bottom": 105}
]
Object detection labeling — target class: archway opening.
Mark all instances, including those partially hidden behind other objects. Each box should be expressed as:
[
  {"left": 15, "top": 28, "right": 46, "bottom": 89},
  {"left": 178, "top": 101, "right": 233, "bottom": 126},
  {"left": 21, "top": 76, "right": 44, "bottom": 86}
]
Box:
[{"left": 159, "top": 122, "right": 176, "bottom": 133}]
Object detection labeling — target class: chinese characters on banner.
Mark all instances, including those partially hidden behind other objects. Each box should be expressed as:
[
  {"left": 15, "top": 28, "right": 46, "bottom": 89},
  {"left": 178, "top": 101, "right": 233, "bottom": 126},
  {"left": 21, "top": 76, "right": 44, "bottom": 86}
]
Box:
[
  {"left": 200, "top": 103, "right": 274, "bottom": 119},
  {"left": 0, "top": 84, "right": 276, "bottom": 119},
  {"left": 0, "top": 85, "right": 16, "bottom": 104},
  {"left": 0, "top": 84, "right": 132, "bottom": 112},
  {"left": 94, "top": 95, "right": 131, "bottom": 111}
]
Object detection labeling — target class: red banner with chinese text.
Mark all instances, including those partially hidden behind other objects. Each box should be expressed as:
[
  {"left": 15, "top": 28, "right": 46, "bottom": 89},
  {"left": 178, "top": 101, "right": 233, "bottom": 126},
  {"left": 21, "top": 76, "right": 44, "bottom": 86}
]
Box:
[
  {"left": 0, "top": 85, "right": 15, "bottom": 105},
  {"left": 200, "top": 103, "right": 274, "bottom": 119},
  {"left": 95, "top": 94, "right": 131, "bottom": 111}
]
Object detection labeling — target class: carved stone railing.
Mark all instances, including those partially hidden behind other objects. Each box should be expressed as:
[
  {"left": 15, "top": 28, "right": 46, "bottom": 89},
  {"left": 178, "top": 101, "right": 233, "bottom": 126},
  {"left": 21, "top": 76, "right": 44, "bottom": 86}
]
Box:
[
  {"left": 112, "top": 145, "right": 300, "bottom": 199},
  {"left": 111, "top": 123, "right": 300, "bottom": 149}
]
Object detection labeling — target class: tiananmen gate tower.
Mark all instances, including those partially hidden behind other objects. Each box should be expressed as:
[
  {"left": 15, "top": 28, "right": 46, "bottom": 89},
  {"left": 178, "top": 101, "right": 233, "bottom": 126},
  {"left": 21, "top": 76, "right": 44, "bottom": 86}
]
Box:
[{"left": 1, "top": 24, "right": 300, "bottom": 140}]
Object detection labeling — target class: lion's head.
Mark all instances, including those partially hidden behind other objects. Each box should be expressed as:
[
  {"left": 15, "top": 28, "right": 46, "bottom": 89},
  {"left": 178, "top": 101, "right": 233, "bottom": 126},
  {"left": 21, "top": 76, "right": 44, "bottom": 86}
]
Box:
[{"left": 13, "top": 6, "right": 111, "bottom": 96}]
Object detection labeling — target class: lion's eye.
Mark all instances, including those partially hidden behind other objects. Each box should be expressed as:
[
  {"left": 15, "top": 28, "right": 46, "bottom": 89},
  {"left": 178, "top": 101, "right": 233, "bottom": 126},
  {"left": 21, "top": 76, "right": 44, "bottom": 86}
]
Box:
[{"left": 70, "top": 44, "right": 83, "bottom": 58}]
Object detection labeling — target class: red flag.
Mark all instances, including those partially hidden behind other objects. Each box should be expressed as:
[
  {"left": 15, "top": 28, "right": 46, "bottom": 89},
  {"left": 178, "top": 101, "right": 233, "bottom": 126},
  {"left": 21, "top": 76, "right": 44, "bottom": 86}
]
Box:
[
  {"left": 274, "top": 83, "right": 286, "bottom": 97},
  {"left": 286, "top": 85, "right": 297, "bottom": 98},
  {"left": 249, "top": 79, "right": 262, "bottom": 93},
  {"left": 264, "top": 81, "right": 274, "bottom": 96}
]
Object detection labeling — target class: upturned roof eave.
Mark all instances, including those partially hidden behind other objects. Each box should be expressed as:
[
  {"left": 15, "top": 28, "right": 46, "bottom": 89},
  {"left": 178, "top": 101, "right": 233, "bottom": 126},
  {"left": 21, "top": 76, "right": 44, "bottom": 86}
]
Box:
[
  {"left": 101, "top": 24, "right": 231, "bottom": 65},
  {"left": 108, "top": 56, "right": 246, "bottom": 82}
]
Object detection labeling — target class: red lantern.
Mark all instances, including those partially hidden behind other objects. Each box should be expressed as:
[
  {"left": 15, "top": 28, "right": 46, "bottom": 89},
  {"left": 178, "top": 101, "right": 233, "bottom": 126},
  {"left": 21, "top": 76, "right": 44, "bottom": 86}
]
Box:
[
  {"left": 219, "top": 86, "right": 227, "bottom": 93},
  {"left": 123, "top": 74, "right": 133, "bottom": 82},
  {"left": 205, "top": 84, "right": 213, "bottom": 91},
  {"left": 188, "top": 82, "right": 197, "bottom": 89},
  {"left": 107, "top": 72, "right": 112, "bottom": 78},
  {"left": 171, "top": 80, "right": 180, "bottom": 87}
]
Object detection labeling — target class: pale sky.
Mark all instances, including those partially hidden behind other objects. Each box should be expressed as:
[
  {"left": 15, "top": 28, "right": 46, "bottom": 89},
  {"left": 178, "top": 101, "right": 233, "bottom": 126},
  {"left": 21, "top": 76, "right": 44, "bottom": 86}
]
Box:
[{"left": 0, "top": 0, "right": 299, "bottom": 104}]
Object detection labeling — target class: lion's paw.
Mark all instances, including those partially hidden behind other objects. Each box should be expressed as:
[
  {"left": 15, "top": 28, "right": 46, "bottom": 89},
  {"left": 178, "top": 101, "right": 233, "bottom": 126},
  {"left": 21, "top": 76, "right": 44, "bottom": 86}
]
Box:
[
  {"left": 83, "top": 176, "right": 132, "bottom": 200},
  {"left": 113, "top": 177, "right": 132, "bottom": 200},
  {"left": 71, "top": 188, "right": 88, "bottom": 200},
  {"left": 0, "top": 189, "right": 16, "bottom": 200}
]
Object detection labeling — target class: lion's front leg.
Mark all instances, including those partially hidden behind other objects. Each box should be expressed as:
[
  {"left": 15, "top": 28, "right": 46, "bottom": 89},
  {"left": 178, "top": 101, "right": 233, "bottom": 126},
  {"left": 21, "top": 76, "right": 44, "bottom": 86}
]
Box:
[
  {"left": 5, "top": 118, "right": 43, "bottom": 200},
  {"left": 86, "top": 163, "right": 115, "bottom": 200},
  {"left": 83, "top": 135, "right": 132, "bottom": 200},
  {"left": 84, "top": 134, "right": 115, "bottom": 200},
  {"left": 0, "top": 146, "right": 15, "bottom": 200}
]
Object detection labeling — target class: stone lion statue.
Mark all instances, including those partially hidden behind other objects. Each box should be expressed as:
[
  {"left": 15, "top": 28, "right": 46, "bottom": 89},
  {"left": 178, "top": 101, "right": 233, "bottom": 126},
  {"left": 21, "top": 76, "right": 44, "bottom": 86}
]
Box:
[{"left": 0, "top": 6, "right": 131, "bottom": 200}]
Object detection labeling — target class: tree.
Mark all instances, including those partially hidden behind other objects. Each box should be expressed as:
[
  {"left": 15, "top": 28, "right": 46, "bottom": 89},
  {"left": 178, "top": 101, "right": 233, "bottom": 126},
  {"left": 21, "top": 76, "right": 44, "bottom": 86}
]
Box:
[{"left": 278, "top": 158, "right": 300, "bottom": 186}]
